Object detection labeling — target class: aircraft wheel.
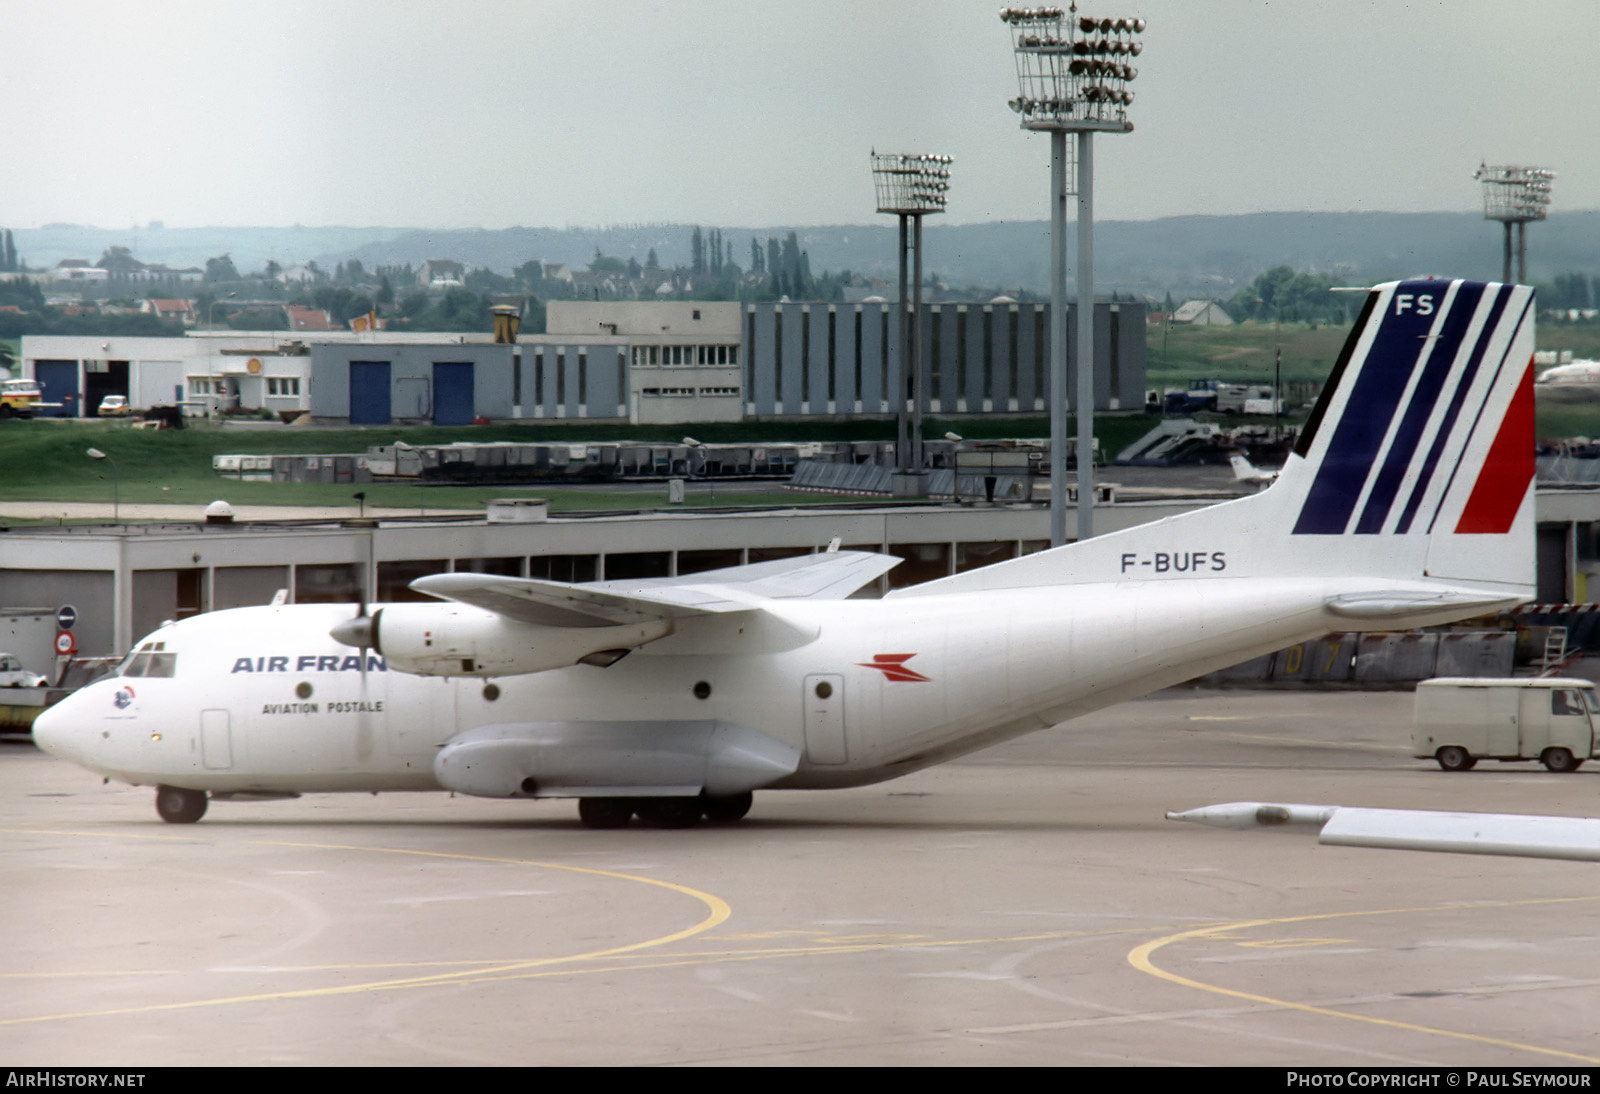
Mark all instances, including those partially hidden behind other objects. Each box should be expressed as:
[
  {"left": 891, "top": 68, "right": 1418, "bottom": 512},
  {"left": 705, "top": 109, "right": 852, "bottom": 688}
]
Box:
[
  {"left": 701, "top": 791, "right": 753, "bottom": 824},
  {"left": 1542, "top": 748, "right": 1581, "bottom": 773},
  {"left": 1435, "top": 746, "right": 1476, "bottom": 772},
  {"left": 634, "top": 797, "right": 702, "bottom": 829},
  {"left": 577, "top": 797, "right": 634, "bottom": 829},
  {"left": 155, "top": 785, "right": 208, "bottom": 824}
]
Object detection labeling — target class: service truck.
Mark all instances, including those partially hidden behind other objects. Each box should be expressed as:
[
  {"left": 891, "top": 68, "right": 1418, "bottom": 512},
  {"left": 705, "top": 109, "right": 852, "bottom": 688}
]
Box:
[
  {"left": 1413, "top": 676, "right": 1600, "bottom": 772},
  {"left": 0, "top": 378, "right": 42, "bottom": 418}
]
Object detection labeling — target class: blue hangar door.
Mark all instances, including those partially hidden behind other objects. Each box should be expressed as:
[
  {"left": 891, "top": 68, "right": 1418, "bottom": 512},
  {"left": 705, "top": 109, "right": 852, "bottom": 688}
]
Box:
[
  {"left": 432, "top": 362, "right": 474, "bottom": 426},
  {"left": 349, "top": 361, "right": 391, "bottom": 425},
  {"left": 34, "top": 360, "right": 81, "bottom": 418}
]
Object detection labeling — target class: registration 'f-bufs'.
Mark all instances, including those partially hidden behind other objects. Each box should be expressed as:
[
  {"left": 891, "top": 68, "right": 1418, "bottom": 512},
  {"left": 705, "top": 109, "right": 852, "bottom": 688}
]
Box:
[{"left": 35, "top": 279, "right": 1539, "bottom": 828}]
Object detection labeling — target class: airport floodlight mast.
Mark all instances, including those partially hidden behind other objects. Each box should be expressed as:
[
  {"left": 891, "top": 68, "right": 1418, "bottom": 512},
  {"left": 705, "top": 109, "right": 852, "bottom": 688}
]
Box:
[
  {"left": 1001, "top": 4, "right": 1143, "bottom": 545},
  {"left": 1474, "top": 163, "right": 1554, "bottom": 284},
  {"left": 872, "top": 151, "right": 952, "bottom": 496}
]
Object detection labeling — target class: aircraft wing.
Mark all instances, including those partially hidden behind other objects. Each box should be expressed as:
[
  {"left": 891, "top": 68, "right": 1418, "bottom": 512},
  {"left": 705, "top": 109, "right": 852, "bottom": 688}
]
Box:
[
  {"left": 411, "top": 550, "right": 899, "bottom": 629},
  {"left": 599, "top": 550, "right": 901, "bottom": 601},
  {"left": 1168, "top": 801, "right": 1600, "bottom": 863}
]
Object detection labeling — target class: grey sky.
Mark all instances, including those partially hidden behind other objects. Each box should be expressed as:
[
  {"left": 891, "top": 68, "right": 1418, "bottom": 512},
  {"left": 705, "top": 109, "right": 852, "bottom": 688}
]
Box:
[{"left": 8, "top": 0, "right": 1597, "bottom": 229}]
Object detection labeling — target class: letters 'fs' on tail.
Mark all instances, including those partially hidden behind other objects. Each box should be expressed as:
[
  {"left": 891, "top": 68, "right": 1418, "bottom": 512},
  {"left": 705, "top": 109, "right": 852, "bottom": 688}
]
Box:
[{"left": 899, "top": 278, "right": 1536, "bottom": 598}]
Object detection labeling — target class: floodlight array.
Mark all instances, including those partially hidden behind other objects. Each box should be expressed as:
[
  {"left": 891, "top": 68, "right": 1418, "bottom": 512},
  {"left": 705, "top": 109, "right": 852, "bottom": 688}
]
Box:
[
  {"left": 871, "top": 152, "right": 954, "bottom": 215},
  {"left": 1474, "top": 163, "right": 1556, "bottom": 223},
  {"left": 1000, "top": 5, "right": 1144, "bottom": 131}
]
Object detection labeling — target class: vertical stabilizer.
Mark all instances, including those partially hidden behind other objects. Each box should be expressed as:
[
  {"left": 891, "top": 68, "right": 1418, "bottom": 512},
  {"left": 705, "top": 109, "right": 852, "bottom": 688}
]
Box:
[{"left": 900, "top": 279, "right": 1536, "bottom": 602}]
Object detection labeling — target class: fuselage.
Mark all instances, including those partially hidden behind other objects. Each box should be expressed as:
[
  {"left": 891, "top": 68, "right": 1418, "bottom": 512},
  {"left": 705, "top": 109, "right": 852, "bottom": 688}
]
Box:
[{"left": 36, "top": 575, "right": 1389, "bottom": 798}]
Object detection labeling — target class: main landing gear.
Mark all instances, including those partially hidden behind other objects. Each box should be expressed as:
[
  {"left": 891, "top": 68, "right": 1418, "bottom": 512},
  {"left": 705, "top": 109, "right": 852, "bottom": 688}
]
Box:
[
  {"left": 577, "top": 791, "right": 754, "bottom": 830},
  {"left": 155, "top": 785, "right": 209, "bottom": 824}
]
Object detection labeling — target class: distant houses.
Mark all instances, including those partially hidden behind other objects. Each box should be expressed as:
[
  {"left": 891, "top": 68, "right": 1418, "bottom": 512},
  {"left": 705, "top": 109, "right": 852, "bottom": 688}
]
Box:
[
  {"left": 286, "top": 306, "right": 335, "bottom": 332},
  {"left": 1171, "top": 299, "right": 1233, "bottom": 326},
  {"left": 421, "top": 259, "right": 466, "bottom": 288},
  {"left": 140, "top": 299, "right": 197, "bottom": 324}
]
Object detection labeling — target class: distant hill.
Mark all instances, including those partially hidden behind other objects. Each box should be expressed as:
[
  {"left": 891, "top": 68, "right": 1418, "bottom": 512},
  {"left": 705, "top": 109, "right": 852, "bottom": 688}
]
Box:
[
  {"left": 12, "top": 211, "right": 1599, "bottom": 300},
  {"left": 9, "top": 225, "right": 411, "bottom": 278}
]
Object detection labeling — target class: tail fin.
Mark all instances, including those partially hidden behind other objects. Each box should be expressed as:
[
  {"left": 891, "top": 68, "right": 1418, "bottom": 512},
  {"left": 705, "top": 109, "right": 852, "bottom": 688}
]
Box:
[
  {"left": 902, "top": 279, "right": 1536, "bottom": 605},
  {"left": 1229, "top": 452, "right": 1276, "bottom": 486},
  {"left": 1283, "top": 281, "right": 1534, "bottom": 546}
]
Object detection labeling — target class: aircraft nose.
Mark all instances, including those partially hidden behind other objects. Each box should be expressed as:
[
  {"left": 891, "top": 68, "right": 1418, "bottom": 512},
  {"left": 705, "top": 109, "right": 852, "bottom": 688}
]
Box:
[{"left": 31, "top": 689, "right": 90, "bottom": 764}]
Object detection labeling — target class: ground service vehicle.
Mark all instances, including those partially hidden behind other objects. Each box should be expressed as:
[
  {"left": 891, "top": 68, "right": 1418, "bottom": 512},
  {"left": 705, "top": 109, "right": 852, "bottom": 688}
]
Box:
[
  {"left": 1413, "top": 676, "right": 1600, "bottom": 772},
  {"left": 0, "top": 653, "right": 45, "bottom": 688},
  {"left": 0, "top": 379, "right": 42, "bottom": 417}
]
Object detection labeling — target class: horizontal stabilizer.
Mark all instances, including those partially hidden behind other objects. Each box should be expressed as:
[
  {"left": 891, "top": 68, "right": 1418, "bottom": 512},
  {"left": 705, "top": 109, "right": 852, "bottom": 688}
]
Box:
[{"left": 1323, "top": 589, "right": 1527, "bottom": 620}]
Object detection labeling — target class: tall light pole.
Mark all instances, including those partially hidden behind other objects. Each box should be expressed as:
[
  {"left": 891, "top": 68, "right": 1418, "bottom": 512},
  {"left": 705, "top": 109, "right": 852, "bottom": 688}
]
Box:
[
  {"left": 1001, "top": 6, "right": 1143, "bottom": 545},
  {"left": 1474, "top": 163, "right": 1554, "bottom": 284},
  {"left": 872, "top": 151, "right": 952, "bottom": 498},
  {"left": 86, "top": 447, "right": 119, "bottom": 522}
]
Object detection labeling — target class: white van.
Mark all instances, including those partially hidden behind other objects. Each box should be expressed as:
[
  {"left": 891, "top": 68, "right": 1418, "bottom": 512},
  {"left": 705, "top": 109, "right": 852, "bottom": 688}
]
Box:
[{"left": 1413, "top": 677, "right": 1600, "bottom": 772}]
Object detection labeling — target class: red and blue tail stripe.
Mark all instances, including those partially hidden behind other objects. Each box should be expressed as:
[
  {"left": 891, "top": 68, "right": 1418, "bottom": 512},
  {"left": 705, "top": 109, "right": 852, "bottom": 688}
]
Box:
[{"left": 1291, "top": 279, "right": 1534, "bottom": 537}]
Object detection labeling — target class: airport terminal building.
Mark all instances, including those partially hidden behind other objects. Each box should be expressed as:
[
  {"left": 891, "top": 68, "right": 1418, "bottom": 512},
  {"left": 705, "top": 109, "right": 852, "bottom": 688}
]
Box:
[{"left": 20, "top": 299, "right": 1145, "bottom": 426}]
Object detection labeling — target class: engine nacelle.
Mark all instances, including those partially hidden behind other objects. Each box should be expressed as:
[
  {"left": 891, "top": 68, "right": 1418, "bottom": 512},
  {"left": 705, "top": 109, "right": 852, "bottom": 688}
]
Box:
[
  {"left": 371, "top": 602, "right": 672, "bottom": 677},
  {"left": 433, "top": 720, "right": 802, "bottom": 799}
]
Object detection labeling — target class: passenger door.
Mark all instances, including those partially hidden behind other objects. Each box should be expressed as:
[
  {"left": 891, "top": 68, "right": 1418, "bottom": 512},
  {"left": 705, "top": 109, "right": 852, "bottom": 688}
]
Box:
[{"left": 803, "top": 674, "right": 847, "bottom": 764}]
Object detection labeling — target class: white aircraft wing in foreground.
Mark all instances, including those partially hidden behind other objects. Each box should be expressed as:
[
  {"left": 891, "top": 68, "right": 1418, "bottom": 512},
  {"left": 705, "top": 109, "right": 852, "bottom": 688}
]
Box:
[
  {"left": 35, "top": 278, "right": 1541, "bottom": 828},
  {"left": 1169, "top": 802, "right": 1600, "bottom": 863}
]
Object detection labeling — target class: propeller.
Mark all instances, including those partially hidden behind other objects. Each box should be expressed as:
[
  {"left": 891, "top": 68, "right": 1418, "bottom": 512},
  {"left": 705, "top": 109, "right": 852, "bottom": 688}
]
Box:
[
  {"left": 330, "top": 527, "right": 380, "bottom": 762},
  {"left": 330, "top": 525, "right": 380, "bottom": 656},
  {"left": 330, "top": 606, "right": 379, "bottom": 651}
]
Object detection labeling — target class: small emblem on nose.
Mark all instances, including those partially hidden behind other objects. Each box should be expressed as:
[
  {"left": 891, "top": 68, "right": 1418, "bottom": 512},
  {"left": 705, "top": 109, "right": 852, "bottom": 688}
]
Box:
[{"left": 113, "top": 686, "right": 136, "bottom": 709}]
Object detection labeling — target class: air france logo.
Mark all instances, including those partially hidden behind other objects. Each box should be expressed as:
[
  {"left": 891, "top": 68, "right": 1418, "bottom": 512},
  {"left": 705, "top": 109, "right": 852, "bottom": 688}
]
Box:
[
  {"left": 858, "top": 653, "right": 931, "bottom": 683},
  {"left": 113, "top": 686, "right": 135, "bottom": 709},
  {"left": 231, "top": 654, "right": 386, "bottom": 674}
]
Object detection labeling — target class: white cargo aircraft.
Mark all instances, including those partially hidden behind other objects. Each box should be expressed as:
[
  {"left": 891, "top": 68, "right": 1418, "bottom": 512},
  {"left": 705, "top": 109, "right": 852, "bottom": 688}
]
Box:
[{"left": 35, "top": 279, "right": 1539, "bottom": 828}]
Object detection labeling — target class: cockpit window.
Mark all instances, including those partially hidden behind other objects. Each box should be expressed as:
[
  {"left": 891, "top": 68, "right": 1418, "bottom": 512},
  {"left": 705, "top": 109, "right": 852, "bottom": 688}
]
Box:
[{"left": 120, "top": 642, "right": 176, "bottom": 678}]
